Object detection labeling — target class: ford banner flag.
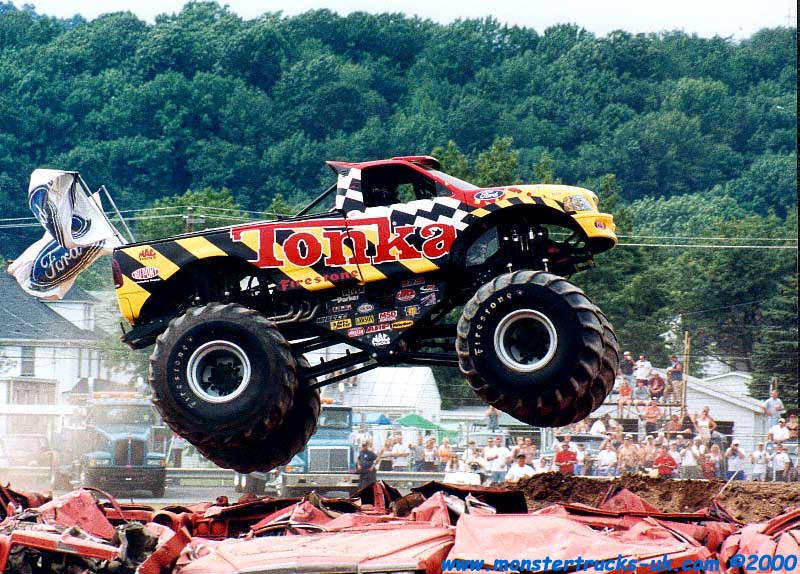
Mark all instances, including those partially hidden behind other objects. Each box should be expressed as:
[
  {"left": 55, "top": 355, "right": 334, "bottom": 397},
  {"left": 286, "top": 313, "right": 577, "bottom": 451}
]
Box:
[{"left": 7, "top": 171, "right": 124, "bottom": 299}]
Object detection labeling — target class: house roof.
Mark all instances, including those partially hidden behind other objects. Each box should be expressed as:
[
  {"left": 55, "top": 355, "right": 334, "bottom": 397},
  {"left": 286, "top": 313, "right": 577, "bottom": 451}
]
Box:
[{"left": 0, "top": 273, "right": 100, "bottom": 342}]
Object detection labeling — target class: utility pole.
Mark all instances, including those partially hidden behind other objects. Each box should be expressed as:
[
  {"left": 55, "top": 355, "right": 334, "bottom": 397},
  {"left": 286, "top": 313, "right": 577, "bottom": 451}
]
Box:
[
  {"left": 184, "top": 206, "right": 205, "bottom": 233},
  {"left": 682, "top": 330, "right": 691, "bottom": 411}
]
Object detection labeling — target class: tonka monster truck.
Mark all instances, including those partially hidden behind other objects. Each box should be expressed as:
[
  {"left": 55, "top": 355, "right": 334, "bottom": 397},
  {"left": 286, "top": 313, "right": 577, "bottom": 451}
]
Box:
[{"left": 112, "top": 156, "right": 618, "bottom": 472}]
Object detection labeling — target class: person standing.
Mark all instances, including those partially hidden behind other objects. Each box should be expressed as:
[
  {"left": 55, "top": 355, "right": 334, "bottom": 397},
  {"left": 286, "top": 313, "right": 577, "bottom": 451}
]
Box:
[
  {"left": 391, "top": 437, "right": 410, "bottom": 471},
  {"left": 411, "top": 435, "right": 425, "bottom": 471},
  {"left": 693, "top": 407, "right": 716, "bottom": 444},
  {"left": 620, "top": 351, "right": 635, "bottom": 386},
  {"left": 665, "top": 355, "right": 684, "bottom": 403},
  {"left": 724, "top": 440, "right": 747, "bottom": 480},
  {"left": 641, "top": 399, "right": 663, "bottom": 435},
  {"left": 634, "top": 354, "right": 652, "bottom": 386},
  {"left": 356, "top": 441, "right": 377, "bottom": 489},
  {"left": 617, "top": 435, "right": 640, "bottom": 475},
  {"left": 377, "top": 437, "right": 395, "bottom": 471},
  {"left": 680, "top": 440, "right": 701, "bottom": 479},
  {"left": 750, "top": 442, "right": 769, "bottom": 481},
  {"left": 654, "top": 446, "right": 677, "bottom": 477},
  {"left": 485, "top": 436, "right": 511, "bottom": 483},
  {"left": 787, "top": 413, "right": 798, "bottom": 440},
  {"left": 554, "top": 442, "right": 578, "bottom": 475},
  {"left": 422, "top": 437, "right": 439, "bottom": 472},
  {"left": 595, "top": 442, "right": 617, "bottom": 476},
  {"left": 485, "top": 406, "right": 499, "bottom": 431},
  {"left": 762, "top": 389, "right": 785, "bottom": 429},
  {"left": 770, "top": 418, "right": 790, "bottom": 443},
  {"left": 773, "top": 444, "right": 791, "bottom": 481},
  {"left": 437, "top": 437, "right": 453, "bottom": 471}
]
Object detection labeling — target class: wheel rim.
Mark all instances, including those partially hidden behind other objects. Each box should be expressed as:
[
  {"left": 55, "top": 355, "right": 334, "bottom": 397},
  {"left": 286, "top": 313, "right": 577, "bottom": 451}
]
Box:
[
  {"left": 186, "top": 340, "right": 252, "bottom": 403},
  {"left": 493, "top": 309, "right": 558, "bottom": 373}
]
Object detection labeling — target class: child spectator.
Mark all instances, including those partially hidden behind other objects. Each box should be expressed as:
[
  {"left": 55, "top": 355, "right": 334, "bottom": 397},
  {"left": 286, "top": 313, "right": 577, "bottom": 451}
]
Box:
[
  {"left": 632, "top": 379, "right": 651, "bottom": 405},
  {"left": 648, "top": 372, "right": 666, "bottom": 402},
  {"left": 617, "top": 378, "right": 633, "bottom": 418}
]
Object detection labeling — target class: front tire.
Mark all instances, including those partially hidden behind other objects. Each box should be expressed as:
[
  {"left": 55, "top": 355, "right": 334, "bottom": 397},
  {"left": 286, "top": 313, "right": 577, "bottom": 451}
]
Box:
[
  {"left": 149, "top": 303, "right": 297, "bottom": 470},
  {"left": 456, "top": 270, "right": 605, "bottom": 426}
]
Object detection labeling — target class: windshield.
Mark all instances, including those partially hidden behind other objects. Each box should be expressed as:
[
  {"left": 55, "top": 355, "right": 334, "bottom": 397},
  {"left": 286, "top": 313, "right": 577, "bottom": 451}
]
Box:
[
  {"left": 425, "top": 169, "right": 479, "bottom": 190},
  {"left": 318, "top": 409, "right": 351, "bottom": 429},
  {"left": 90, "top": 405, "right": 155, "bottom": 426}
]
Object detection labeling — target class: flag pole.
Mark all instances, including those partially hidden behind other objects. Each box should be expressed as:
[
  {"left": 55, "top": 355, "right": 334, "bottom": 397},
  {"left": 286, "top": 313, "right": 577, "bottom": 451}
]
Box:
[{"left": 75, "top": 173, "right": 135, "bottom": 244}]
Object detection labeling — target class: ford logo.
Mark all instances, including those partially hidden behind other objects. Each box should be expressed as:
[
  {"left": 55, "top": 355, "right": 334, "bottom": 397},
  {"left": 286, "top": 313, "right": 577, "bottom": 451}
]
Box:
[
  {"left": 474, "top": 189, "right": 504, "bottom": 201},
  {"left": 30, "top": 239, "right": 100, "bottom": 290}
]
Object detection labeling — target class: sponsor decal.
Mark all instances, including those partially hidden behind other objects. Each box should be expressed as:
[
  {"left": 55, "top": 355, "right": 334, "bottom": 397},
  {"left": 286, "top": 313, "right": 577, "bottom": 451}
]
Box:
[
  {"left": 356, "top": 303, "right": 375, "bottom": 314},
  {"left": 401, "top": 277, "right": 425, "bottom": 287},
  {"left": 404, "top": 305, "right": 420, "bottom": 317},
  {"left": 131, "top": 266, "right": 160, "bottom": 281},
  {"left": 315, "top": 315, "right": 332, "bottom": 324},
  {"left": 29, "top": 240, "right": 101, "bottom": 291},
  {"left": 138, "top": 247, "right": 157, "bottom": 261},
  {"left": 347, "top": 327, "right": 365, "bottom": 337},
  {"left": 371, "top": 333, "right": 391, "bottom": 347},
  {"left": 330, "top": 318, "right": 352, "bottom": 330},
  {"left": 366, "top": 323, "right": 391, "bottom": 334},
  {"left": 391, "top": 320, "right": 413, "bottom": 330},
  {"left": 330, "top": 304, "right": 352, "bottom": 313},
  {"left": 420, "top": 284, "right": 437, "bottom": 293},
  {"left": 355, "top": 315, "right": 375, "bottom": 326},
  {"left": 230, "top": 217, "right": 456, "bottom": 269},
  {"left": 378, "top": 310, "right": 397, "bottom": 323},
  {"left": 395, "top": 289, "right": 416, "bottom": 302},
  {"left": 421, "top": 292, "right": 437, "bottom": 306},
  {"left": 474, "top": 189, "right": 505, "bottom": 201},
  {"left": 278, "top": 270, "right": 359, "bottom": 292}
]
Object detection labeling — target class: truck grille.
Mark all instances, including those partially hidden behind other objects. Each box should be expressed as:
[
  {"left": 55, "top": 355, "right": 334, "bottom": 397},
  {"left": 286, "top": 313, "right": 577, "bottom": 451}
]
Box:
[
  {"left": 113, "top": 439, "right": 146, "bottom": 466},
  {"left": 308, "top": 447, "right": 349, "bottom": 472}
]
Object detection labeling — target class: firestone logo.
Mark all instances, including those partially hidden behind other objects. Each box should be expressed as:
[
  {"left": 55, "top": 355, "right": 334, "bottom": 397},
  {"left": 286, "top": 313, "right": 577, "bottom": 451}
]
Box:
[{"left": 229, "top": 217, "right": 456, "bottom": 269}]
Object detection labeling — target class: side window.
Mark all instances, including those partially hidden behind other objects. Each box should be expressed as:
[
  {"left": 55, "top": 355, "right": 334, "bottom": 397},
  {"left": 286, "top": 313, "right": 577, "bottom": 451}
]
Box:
[{"left": 362, "top": 165, "right": 439, "bottom": 208}]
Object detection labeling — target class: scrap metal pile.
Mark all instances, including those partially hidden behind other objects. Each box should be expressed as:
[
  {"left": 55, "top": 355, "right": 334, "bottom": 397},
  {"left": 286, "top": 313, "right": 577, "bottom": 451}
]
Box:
[{"left": 0, "top": 481, "right": 797, "bottom": 574}]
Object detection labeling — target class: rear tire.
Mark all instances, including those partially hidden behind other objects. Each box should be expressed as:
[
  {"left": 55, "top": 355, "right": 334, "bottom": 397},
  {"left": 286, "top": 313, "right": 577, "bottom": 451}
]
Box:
[
  {"left": 456, "top": 270, "right": 605, "bottom": 427},
  {"left": 148, "top": 303, "right": 297, "bottom": 470},
  {"left": 195, "top": 357, "right": 321, "bottom": 473}
]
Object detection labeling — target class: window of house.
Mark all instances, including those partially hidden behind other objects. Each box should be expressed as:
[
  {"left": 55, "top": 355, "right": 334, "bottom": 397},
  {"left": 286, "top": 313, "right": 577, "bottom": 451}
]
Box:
[{"left": 21, "top": 346, "right": 35, "bottom": 377}]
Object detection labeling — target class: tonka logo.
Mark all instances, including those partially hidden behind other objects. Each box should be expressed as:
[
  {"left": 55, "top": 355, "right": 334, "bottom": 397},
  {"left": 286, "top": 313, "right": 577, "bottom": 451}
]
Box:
[
  {"left": 229, "top": 217, "right": 455, "bottom": 269},
  {"left": 132, "top": 266, "right": 159, "bottom": 281},
  {"left": 138, "top": 248, "right": 156, "bottom": 260}
]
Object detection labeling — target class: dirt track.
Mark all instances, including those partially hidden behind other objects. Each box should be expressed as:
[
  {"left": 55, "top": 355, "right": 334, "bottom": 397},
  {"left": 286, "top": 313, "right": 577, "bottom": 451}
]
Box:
[{"left": 516, "top": 474, "right": 800, "bottom": 522}]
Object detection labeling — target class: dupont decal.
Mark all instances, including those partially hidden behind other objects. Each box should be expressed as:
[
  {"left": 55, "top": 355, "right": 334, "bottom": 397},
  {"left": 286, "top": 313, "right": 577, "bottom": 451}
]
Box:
[
  {"left": 330, "top": 318, "right": 352, "bottom": 330},
  {"left": 138, "top": 247, "right": 156, "bottom": 261},
  {"left": 395, "top": 289, "right": 416, "bottom": 302},
  {"left": 366, "top": 323, "right": 390, "bottom": 334},
  {"left": 355, "top": 315, "right": 375, "bottom": 326},
  {"left": 131, "top": 266, "right": 160, "bottom": 281},
  {"left": 347, "top": 327, "right": 365, "bottom": 337},
  {"left": 230, "top": 217, "right": 456, "bottom": 269},
  {"left": 356, "top": 303, "right": 375, "bottom": 314},
  {"left": 391, "top": 320, "right": 413, "bottom": 330},
  {"left": 404, "top": 305, "right": 420, "bottom": 317},
  {"left": 371, "top": 333, "right": 391, "bottom": 346},
  {"left": 474, "top": 189, "right": 504, "bottom": 201},
  {"left": 378, "top": 310, "right": 397, "bottom": 323}
]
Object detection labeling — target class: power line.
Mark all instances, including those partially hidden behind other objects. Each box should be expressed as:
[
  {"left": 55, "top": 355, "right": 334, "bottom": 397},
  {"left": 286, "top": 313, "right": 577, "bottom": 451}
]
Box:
[{"left": 617, "top": 242, "right": 798, "bottom": 249}]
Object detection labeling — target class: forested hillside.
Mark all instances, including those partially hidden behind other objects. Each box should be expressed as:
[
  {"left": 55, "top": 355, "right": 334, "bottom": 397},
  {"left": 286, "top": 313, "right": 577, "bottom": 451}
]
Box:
[{"left": 0, "top": 2, "right": 796, "bottom": 404}]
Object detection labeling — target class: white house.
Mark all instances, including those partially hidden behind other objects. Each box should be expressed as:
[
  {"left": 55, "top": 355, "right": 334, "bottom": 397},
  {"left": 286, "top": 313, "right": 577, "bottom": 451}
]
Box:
[{"left": 0, "top": 275, "right": 130, "bottom": 436}]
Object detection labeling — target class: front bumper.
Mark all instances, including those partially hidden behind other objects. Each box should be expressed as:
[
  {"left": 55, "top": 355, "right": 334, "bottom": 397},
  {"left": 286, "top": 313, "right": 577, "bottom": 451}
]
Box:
[
  {"left": 572, "top": 212, "right": 617, "bottom": 254},
  {"left": 84, "top": 466, "right": 166, "bottom": 489},
  {"left": 283, "top": 473, "right": 361, "bottom": 491}
]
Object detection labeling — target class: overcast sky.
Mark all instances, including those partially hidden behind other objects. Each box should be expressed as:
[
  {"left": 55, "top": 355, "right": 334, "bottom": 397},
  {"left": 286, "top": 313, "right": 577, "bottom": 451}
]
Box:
[{"left": 25, "top": 0, "right": 797, "bottom": 39}]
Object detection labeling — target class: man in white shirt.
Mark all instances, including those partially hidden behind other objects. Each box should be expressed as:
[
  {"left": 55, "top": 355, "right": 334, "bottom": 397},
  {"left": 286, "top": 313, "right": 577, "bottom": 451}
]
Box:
[
  {"left": 505, "top": 453, "right": 535, "bottom": 484},
  {"left": 391, "top": 438, "right": 410, "bottom": 471},
  {"left": 589, "top": 414, "right": 610, "bottom": 435},
  {"left": 772, "top": 444, "right": 791, "bottom": 481},
  {"left": 634, "top": 354, "right": 652, "bottom": 384},
  {"left": 770, "top": 418, "right": 791, "bottom": 443},
  {"left": 725, "top": 440, "right": 747, "bottom": 480},
  {"left": 680, "top": 441, "right": 701, "bottom": 479},
  {"left": 595, "top": 443, "right": 618, "bottom": 476},
  {"left": 750, "top": 442, "right": 769, "bottom": 481},
  {"left": 484, "top": 436, "right": 511, "bottom": 483}
]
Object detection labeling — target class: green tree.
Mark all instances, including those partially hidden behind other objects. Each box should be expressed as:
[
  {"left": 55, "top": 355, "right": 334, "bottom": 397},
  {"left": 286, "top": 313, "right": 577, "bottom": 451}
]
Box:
[{"left": 472, "top": 136, "right": 519, "bottom": 187}]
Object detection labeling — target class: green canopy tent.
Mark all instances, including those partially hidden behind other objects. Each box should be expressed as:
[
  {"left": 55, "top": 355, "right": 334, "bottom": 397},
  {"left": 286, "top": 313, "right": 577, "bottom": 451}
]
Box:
[{"left": 395, "top": 413, "right": 459, "bottom": 441}]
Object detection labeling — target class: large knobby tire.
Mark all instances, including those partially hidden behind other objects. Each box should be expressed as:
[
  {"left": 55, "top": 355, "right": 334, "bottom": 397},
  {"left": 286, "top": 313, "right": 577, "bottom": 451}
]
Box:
[
  {"left": 195, "top": 357, "right": 321, "bottom": 473},
  {"left": 456, "top": 270, "right": 604, "bottom": 427},
  {"left": 148, "top": 303, "right": 297, "bottom": 462}
]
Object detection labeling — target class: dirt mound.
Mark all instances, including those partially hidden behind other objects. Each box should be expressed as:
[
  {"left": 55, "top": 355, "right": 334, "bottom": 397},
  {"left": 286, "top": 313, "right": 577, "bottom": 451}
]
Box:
[{"left": 516, "top": 474, "right": 800, "bottom": 522}]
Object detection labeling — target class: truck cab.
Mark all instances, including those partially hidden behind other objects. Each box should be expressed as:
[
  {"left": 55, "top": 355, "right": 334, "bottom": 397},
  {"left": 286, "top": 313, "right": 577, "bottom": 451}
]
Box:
[{"left": 54, "top": 394, "right": 168, "bottom": 496}]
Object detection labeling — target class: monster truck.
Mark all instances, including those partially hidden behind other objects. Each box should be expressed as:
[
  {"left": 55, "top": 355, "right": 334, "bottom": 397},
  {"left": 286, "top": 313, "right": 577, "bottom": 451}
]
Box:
[{"left": 112, "top": 155, "right": 618, "bottom": 472}]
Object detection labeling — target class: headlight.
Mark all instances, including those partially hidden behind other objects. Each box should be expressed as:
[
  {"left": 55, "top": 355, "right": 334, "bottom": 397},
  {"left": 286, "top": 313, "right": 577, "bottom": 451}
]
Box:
[
  {"left": 563, "top": 195, "right": 594, "bottom": 212},
  {"left": 146, "top": 458, "right": 166, "bottom": 467},
  {"left": 284, "top": 464, "right": 303, "bottom": 473},
  {"left": 90, "top": 458, "right": 111, "bottom": 467}
]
